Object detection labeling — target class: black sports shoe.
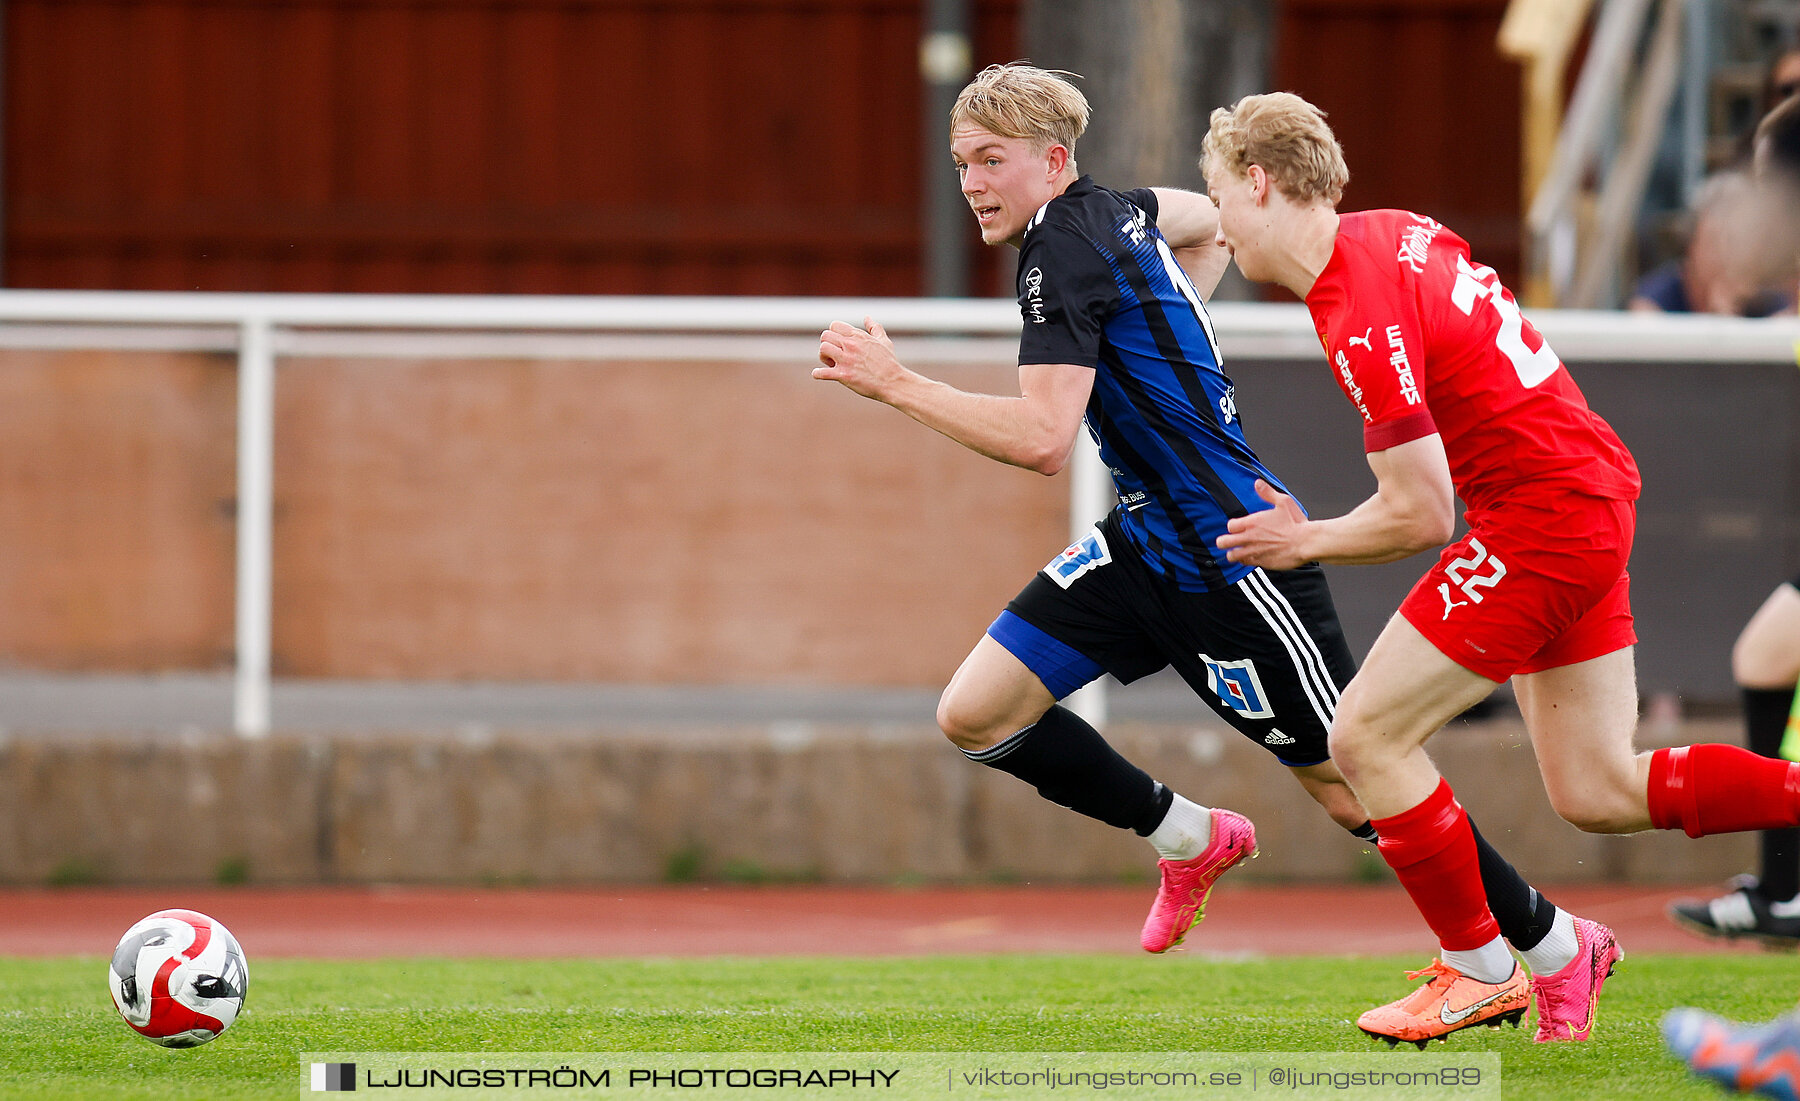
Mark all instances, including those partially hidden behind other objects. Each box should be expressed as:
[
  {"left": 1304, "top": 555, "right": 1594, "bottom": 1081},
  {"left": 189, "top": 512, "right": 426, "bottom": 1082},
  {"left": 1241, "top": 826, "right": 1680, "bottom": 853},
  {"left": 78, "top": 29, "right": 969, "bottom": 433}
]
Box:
[{"left": 1668, "top": 887, "right": 1800, "bottom": 948}]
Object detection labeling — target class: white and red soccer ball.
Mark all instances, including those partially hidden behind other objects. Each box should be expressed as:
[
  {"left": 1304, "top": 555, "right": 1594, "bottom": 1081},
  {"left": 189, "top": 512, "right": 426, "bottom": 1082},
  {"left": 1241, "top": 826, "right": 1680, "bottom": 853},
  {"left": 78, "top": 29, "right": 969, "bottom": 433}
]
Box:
[{"left": 108, "top": 909, "right": 248, "bottom": 1047}]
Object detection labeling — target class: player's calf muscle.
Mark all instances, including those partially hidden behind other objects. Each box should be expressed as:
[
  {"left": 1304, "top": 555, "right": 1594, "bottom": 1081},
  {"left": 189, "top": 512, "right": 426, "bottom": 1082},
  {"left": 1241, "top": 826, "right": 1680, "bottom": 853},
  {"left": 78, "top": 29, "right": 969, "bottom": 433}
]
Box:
[{"left": 1290, "top": 765, "right": 1368, "bottom": 830}]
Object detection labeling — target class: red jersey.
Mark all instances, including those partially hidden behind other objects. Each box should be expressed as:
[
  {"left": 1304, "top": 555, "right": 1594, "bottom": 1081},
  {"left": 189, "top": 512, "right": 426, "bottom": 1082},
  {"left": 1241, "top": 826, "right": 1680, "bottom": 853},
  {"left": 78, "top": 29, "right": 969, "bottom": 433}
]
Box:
[{"left": 1304, "top": 210, "right": 1640, "bottom": 511}]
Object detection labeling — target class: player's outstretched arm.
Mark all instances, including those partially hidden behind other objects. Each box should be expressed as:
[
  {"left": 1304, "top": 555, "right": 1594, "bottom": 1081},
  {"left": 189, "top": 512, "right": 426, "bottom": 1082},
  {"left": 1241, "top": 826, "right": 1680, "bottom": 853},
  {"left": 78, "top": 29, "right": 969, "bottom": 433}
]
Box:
[
  {"left": 815, "top": 317, "right": 1094, "bottom": 475},
  {"left": 1218, "top": 435, "right": 1456, "bottom": 569}
]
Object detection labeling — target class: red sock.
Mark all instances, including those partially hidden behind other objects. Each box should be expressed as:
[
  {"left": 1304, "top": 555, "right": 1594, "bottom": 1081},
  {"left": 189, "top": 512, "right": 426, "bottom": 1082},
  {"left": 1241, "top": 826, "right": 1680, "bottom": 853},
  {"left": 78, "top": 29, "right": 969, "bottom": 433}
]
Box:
[
  {"left": 1648, "top": 744, "right": 1800, "bottom": 838},
  {"left": 1370, "top": 779, "right": 1500, "bottom": 951}
]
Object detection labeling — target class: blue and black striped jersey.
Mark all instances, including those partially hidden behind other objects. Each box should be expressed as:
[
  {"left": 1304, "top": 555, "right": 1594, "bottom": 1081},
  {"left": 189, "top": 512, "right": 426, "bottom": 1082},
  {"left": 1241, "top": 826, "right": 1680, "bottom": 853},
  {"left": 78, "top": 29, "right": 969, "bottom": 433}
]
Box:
[{"left": 1016, "top": 175, "right": 1296, "bottom": 592}]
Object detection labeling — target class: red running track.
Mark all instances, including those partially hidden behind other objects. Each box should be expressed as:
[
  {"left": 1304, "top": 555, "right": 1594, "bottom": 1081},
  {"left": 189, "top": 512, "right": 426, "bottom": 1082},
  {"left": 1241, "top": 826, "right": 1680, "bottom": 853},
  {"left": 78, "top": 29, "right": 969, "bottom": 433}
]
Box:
[{"left": 0, "top": 883, "right": 1777, "bottom": 958}]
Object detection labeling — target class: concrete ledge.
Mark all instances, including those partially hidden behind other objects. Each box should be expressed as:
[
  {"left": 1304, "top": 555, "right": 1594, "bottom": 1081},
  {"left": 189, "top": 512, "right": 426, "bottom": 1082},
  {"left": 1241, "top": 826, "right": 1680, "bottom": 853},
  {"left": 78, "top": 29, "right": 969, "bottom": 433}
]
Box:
[{"left": 0, "top": 719, "right": 1753, "bottom": 886}]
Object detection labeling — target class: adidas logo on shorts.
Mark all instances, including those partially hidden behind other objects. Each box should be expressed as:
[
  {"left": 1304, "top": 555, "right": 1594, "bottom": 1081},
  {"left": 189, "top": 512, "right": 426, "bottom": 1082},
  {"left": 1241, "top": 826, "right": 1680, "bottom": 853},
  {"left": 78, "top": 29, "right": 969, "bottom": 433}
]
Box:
[{"left": 1263, "top": 730, "right": 1295, "bottom": 746}]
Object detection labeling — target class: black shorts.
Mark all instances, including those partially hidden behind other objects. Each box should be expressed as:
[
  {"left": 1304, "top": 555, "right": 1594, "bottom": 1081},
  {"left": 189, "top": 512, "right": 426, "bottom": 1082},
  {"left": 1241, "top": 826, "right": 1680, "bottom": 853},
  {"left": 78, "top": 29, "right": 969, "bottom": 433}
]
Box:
[{"left": 987, "top": 510, "right": 1355, "bottom": 767}]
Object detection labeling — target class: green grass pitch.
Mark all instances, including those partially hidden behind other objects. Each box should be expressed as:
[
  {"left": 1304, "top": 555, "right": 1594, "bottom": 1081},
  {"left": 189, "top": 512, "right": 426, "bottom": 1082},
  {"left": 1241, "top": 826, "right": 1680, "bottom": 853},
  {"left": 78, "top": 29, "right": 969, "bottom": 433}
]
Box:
[{"left": 0, "top": 954, "right": 1792, "bottom": 1099}]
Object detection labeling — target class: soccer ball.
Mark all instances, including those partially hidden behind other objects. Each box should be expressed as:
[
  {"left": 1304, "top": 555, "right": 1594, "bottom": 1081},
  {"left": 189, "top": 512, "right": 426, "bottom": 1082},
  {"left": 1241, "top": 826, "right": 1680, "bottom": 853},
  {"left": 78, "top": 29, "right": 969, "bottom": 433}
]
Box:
[{"left": 108, "top": 909, "right": 249, "bottom": 1047}]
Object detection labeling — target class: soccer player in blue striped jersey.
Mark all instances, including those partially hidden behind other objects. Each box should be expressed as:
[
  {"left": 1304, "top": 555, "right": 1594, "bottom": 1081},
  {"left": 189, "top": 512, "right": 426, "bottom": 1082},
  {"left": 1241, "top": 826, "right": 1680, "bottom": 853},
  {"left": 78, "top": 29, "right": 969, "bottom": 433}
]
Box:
[{"left": 814, "top": 63, "right": 1586, "bottom": 984}]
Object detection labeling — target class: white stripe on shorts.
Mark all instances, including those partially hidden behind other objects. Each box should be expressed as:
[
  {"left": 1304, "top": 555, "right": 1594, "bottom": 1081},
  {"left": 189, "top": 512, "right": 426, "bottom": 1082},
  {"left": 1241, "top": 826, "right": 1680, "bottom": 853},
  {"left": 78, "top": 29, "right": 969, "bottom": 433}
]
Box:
[{"left": 1237, "top": 568, "right": 1340, "bottom": 732}]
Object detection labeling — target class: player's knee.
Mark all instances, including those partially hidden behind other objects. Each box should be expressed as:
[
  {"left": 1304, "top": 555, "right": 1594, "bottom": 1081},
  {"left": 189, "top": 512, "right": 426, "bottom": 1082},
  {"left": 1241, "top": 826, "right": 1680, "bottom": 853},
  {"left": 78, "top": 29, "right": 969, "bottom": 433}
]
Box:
[
  {"left": 1552, "top": 800, "right": 1636, "bottom": 835},
  {"left": 1731, "top": 632, "right": 1764, "bottom": 687},
  {"left": 1325, "top": 707, "right": 1384, "bottom": 777},
  {"left": 1733, "top": 633, "right": 1795, "bottom": 689},
  {"left": 1544, "top": 781, "right": 1641, "bottom": 834},
  {"left": 936, "top": 688, "right": 998, "bottom": 752},
  {"left": 1324, "top": 720, "right": 1358, "bottom": 759}
]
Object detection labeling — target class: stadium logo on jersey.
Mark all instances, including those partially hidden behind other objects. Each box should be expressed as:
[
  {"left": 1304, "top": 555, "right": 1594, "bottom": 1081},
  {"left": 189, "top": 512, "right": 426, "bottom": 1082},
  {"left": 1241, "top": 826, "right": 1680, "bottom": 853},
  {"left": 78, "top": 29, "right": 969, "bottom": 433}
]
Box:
[
  {"left": 1023, "top": 267, "right": 1047, "bottom": 324},
  {"left": 1044, "top": 528, "right": 1112, "bottom": 589},
  {"left": 1200, "top": 655, "right": 1275, "bottom": 720},
  {"left": 1385, "top": 325, "right": 1421, "bottom": 405},
  {"left": 1397, "top": 216, "right": 1442, "bottom": 273}
]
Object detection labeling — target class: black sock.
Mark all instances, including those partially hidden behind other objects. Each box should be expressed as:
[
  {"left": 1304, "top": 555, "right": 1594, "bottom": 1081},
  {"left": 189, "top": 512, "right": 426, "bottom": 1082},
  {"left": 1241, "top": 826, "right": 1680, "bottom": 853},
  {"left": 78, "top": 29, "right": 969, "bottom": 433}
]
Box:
[
  {"left": 1348, "top": 821, "right": 1379, "bottom": 843},
  {"left": 1747, "top": 686, "right": 1800, "bottom": 901},
  {"left": 961, "top": 704, "right": 1173, "bottom": 835},
  {"left": 1470, "top": 817, "right": 1558, "bottom": 950}
]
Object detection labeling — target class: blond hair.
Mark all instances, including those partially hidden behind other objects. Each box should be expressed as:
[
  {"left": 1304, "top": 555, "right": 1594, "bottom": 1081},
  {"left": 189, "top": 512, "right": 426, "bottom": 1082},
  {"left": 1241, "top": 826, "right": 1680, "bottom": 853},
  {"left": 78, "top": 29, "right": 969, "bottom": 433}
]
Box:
[
  {"left": 951, "top": 62, "right": 1089, "bottom": 158},
  {"left": 1202, "top": 92, "right": 1349, "bottom": 205}
]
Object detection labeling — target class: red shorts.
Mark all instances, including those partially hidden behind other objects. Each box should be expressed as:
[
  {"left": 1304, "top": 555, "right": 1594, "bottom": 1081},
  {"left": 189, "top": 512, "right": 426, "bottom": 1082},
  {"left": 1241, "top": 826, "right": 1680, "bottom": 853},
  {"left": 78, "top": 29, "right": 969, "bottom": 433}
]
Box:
[{"left": 1398, "top": 496, "right": 1637, "bottom": 682}]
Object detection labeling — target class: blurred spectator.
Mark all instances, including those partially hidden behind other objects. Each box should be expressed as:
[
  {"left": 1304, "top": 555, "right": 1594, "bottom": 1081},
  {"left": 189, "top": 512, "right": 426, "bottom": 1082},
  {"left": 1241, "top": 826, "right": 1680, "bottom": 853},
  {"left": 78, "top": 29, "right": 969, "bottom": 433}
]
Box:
[
  {"left": 1724, "top": 46, "right": 1800, "bottom": 165},
  {"left": 1751, "top": 93, "right": 1800, "bottom": 313},
  {"left": 1760, "top": 47, "right": 1800, "bottom": 121},
  {"left": 1628, "top": 170, "right": 1791, "bottom": 316},
  {"left": 1754, "top": 93, "right": 1800, "bottom": 190},
  {"left": 1641, "top": 49, "right": 1800, "bottom": 318}
]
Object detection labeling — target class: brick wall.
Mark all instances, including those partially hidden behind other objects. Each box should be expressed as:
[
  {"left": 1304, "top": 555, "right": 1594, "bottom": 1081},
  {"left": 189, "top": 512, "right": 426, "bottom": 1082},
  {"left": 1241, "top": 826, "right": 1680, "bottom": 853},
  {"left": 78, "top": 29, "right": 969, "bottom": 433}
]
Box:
[{"left": 0, "top": 720, "right": 1751, "bottom": 886}]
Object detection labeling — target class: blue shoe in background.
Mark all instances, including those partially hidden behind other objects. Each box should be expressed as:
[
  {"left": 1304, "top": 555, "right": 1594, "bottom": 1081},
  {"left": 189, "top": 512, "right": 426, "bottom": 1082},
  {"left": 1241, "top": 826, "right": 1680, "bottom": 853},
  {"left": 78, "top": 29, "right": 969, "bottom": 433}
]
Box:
[{"left": 1664, "top": 1007, "right": 1800, "bottom": 1101}]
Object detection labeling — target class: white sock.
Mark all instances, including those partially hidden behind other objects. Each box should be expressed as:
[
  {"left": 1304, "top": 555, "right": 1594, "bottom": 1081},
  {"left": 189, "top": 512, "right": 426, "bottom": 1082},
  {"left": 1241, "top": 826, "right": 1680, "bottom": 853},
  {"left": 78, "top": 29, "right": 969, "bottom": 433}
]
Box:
[
  {"left": 1147, "top": 794, "right": 1213, "bottom": 861},
  {"left": 1519, "top": 908, "right": 1578, "bottom": 976},
  {"left": 1441, "top": 937, "right": 1516, "bottom": 985}
]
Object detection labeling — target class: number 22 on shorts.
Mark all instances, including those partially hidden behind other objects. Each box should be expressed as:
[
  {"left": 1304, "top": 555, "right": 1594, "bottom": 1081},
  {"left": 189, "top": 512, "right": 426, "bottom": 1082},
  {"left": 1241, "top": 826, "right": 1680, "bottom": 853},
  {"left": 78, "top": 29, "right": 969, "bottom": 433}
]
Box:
[{"left": 1443, "top": 538, "right": 1506, "bottom": 615}]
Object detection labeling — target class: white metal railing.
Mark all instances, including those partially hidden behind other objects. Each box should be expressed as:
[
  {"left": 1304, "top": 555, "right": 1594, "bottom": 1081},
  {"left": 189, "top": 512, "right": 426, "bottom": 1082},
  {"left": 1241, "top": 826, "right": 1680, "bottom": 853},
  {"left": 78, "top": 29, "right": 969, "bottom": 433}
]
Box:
[
  {"left": 1524, "top": 0, "right": 1654, "bottom": 303},
  {"left": 1520, "top": 0, "right": 1695, "bottom": 308},
  {"left": 2, "top": 291, "right": 1798, "bottom": 736}
]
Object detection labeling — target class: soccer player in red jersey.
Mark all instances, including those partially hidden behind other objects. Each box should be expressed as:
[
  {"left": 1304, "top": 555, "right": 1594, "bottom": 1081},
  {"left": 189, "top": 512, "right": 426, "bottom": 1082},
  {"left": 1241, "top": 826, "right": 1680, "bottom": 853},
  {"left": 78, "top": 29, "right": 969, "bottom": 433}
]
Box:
[{"left": 1202, "top": 92, "right": 1800, "bottom": 1046}]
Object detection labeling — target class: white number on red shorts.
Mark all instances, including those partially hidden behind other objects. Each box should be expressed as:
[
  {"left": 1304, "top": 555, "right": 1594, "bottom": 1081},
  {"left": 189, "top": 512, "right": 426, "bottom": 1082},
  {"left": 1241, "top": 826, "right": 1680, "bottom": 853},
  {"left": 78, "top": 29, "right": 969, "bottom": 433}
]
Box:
[{"left": 1444, "top": 538, "right": 1507, "bottom": 603}]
